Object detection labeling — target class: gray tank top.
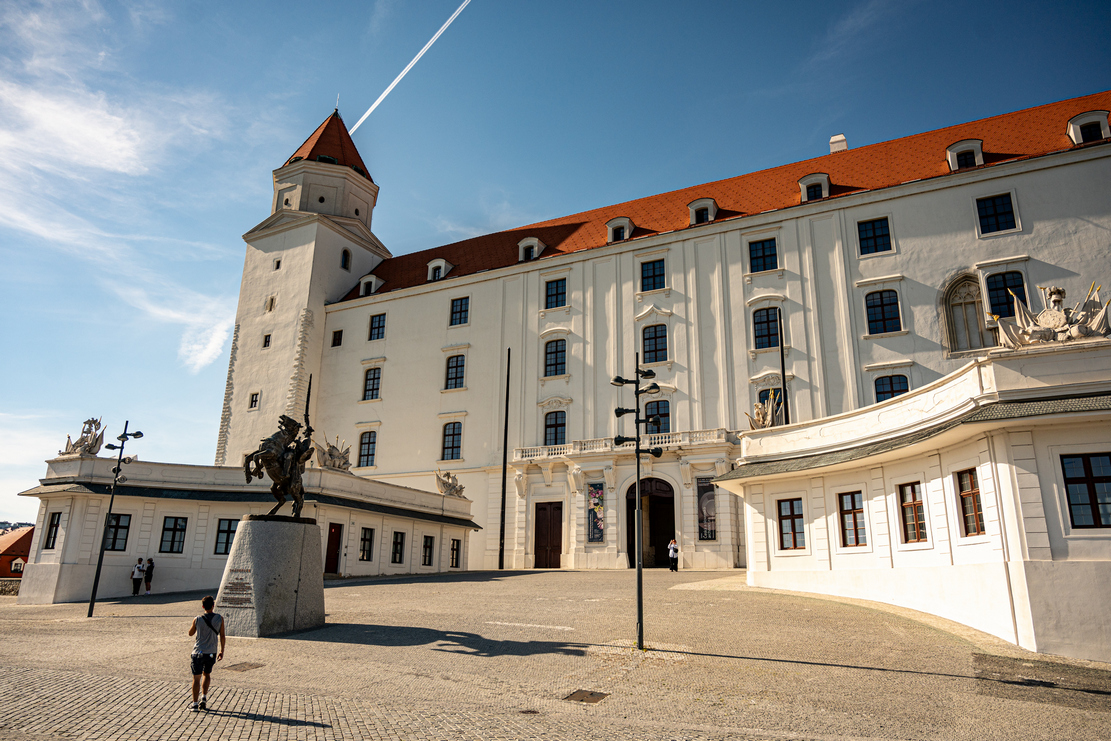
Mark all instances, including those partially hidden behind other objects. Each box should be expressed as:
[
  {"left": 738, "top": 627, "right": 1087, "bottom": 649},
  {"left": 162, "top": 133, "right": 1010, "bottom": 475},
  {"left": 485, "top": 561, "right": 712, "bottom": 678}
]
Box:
[{"left": 192, "top": 613, "right": 223, "bottom": 655}]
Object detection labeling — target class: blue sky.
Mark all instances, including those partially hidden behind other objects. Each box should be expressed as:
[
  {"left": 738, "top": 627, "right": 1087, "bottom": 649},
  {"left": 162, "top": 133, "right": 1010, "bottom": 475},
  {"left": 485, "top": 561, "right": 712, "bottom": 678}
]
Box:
[{"left": 2, "top": 0, "right": 1109, "bottom": 521}]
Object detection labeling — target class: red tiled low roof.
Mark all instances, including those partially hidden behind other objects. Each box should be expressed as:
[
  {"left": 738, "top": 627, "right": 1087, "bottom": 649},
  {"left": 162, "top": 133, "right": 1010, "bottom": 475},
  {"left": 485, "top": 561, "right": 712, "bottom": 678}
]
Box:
[
  {"left": 342, "top": 91, "right": 1111, "bottom": 301},
  {"left": 0, "top": 527, "right": 33, "bottom": 555},
  {"left": 285, "top": 110, "right": 373, "bottom": 182}
]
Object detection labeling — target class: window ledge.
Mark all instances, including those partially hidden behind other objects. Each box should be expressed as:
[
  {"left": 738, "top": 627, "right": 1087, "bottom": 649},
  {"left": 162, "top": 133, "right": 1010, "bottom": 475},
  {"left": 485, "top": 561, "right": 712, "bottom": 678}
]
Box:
[
  {"left": 358, "top": 398, "right": 382, "bottom": 404},
  {"left": 976, "top": 227, "right": 1021, "bottom": 240},
  {"left": 636, "top": 287, "right": 671, "bottom": 302},
  {"left": 858, "top": 249, "right": 895, "bottom": 260},
  {"left": 748, "top": 344, "right": 790, "bottom": 360},
  {"left": 744, "top": 268, "right": 784, "bottom": 284},
  {"left": 641, "top": 359, "right": 673, "bottom": 371},
  {"left": 352, "top": 465, "right": 377, "bottom": 472},
  {"left": 540, "top": 373, "right": 571, "bottom": 386},
  {"left": 441, "top": 387, "right": 468, "bottom": 394},
  {"left": 539, "top": 305, "right": 570, "bottom": 318},
  {"left": 955, "top": 534, "right": 992, "bottom": 546},
  {"left": 437, "top": 458, "right": 465, "bottom": 465},
  {"left": 895, "top": 540, "right": 934, "bottom": 552},
  {"left": 448, "top": 322, "right": 471, "bottom": 329},
  {"left": 863, "top": 330, "right": 908, "bottom": 340}
]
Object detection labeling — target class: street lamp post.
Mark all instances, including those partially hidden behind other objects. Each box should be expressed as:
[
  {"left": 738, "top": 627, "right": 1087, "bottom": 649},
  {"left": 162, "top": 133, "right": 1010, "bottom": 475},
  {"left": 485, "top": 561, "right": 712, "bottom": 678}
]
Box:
[
  {"left": 612, "top": 352, "right": 663, "bottom": 651},
  {"left": 87, "top": 421, "right": 143, "bottom": 618}
]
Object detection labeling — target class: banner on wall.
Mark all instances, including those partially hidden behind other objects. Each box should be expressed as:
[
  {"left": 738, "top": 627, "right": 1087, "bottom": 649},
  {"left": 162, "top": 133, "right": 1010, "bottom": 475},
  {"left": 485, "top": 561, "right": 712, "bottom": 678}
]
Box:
[
  {"left": 587, "top": 482, "right": 604, "bottom": 542},
  {"left": 697, "top": 478, "right": 717, "bottom": 540}
]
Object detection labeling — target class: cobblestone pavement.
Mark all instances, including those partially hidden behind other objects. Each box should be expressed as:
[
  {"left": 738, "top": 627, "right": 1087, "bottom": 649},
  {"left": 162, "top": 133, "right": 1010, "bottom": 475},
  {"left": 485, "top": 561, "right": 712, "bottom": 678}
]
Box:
[{"left": 1, "top": 570, "right": 1109, "bottom": 740}]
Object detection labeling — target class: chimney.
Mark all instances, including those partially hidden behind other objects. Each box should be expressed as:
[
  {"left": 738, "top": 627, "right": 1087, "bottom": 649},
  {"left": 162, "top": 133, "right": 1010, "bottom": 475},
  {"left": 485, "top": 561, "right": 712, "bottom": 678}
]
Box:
[{"left": 829, "top": 134, "right": 848, "bottom": 153}]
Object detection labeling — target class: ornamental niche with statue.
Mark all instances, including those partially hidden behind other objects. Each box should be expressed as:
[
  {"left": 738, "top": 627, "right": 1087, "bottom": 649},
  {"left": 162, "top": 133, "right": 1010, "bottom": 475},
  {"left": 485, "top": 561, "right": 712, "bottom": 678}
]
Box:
[{"left": 994, "top": 283, "right": 1109, "bottom": 349}]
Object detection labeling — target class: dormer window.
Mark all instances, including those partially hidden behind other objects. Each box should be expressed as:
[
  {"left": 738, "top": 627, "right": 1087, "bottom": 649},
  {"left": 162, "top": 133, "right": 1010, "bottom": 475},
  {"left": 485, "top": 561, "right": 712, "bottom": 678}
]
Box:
[
  {"left": 360, "top": 275, "right": 382, "bottom": 296},
  {"left": 687, "top": 198, "right": 718, "bottom": 226},
  {"left": 517, "top": 237, "right": 547, "bottom": 262},
  {"left": 946, "top": 139, "right": 984, "bottom": 171},
  {"left": 798, "top": 173, "right": 830, "bottom": 203},
  {"left": 606, "top": 217, "right": 634, "bottom": 243},
  {"left": 427, "top": 258, "right": 453, "bottom": 282},
  {"left": 1067, "top": 111, "right": 1110, "bottom": 144},
  {"left": 316, "top": 155, "right": 338, "bottom": 165}
]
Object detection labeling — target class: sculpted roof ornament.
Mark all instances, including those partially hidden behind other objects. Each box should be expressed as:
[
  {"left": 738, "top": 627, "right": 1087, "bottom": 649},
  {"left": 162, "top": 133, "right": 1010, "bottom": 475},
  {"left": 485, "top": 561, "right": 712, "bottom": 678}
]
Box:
[
  {"left": 314, "top": 433, "right": 352, "bottom": 472},
  {"left": 994, "top": 282, "right": 1110, "bottom": 349},
  {"left": 59, "top": 417, "right": 104, "bottom": 457}
]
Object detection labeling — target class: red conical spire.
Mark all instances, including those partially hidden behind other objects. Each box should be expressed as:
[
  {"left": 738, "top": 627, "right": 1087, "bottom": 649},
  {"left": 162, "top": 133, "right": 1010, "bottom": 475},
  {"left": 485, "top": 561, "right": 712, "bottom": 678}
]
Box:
[{"left": 284, "top": 110, "right": 373, "bottom": 182}]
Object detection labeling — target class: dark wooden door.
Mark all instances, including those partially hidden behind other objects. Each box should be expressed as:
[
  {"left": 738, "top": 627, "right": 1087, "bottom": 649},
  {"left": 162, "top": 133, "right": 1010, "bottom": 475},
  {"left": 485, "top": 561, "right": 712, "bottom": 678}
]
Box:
[
  {"left": 534, "top": 502, "right": 563, "bottom": 568},
  {"left": 325, "top": 523, "right": 343, "bottom": 573}
]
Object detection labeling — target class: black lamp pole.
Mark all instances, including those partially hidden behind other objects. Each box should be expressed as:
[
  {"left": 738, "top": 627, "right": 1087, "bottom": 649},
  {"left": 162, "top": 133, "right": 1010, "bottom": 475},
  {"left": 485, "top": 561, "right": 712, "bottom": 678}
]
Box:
[
  {"left": 87, "top": 421, "right": 143, "bottom": 618},
  {"left": 612, "top": 352, "right": 663, "bottom": 651}
]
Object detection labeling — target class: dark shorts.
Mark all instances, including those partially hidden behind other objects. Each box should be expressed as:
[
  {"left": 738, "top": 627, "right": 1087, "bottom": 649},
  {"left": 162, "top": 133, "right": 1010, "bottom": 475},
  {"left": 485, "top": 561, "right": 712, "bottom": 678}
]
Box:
[{"left": 191, "top": 653, "right": 216, "bottom": 676}]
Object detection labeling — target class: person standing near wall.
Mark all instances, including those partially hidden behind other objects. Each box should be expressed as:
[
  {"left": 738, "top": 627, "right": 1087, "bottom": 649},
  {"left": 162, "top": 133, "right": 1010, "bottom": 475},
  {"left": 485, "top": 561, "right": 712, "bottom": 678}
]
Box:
[
  {"left": 187, "top": 595, "right": 225, "bottom": 712},
  {"left": 668, "top": 539, "right": 679, "bottom": 572},
  {"left": 144, "top": 558, "right": 154, "bottom": 595},
  {"left": 130, "top": 558, "right": 144, "bottom": 596}
]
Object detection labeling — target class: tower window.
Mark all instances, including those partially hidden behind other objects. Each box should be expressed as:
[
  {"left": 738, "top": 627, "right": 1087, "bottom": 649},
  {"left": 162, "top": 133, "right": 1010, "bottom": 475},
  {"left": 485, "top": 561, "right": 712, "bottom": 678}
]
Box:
[
  {"left": 318, "top": 196, "right": 326, "bottom": 203},
  {"left": 262, "top": 334, "right": 271, "bottom": 348},
  {"left": 274, "top": 259, "right": 281, "bottom": 270},
  {"left": 331, "top": 330, "right": 343, "bottom": 347},
  {"left": 341, "top": 249, "right": 351, "bottom": 271},
  {"left": 316, "top": 155, "right": 338, "bottom": 164},
  {"left": 249, "top": 392, "right": 260, "bottom": 409},
  {"left": 354, "top": 208, "right": 360, "bottom": 216}
]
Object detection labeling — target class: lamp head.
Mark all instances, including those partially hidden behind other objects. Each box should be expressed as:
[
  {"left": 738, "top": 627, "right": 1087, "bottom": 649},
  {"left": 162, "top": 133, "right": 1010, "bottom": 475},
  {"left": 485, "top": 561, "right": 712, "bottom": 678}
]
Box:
[
  {"left": 610, "top": 376, "right": 629, "bottom": 387},
  {"left": 105, "top": 444, "right": 119, "bottom": 451},
  {"left": 613, "top": 435, "right": 637, "bottom": 446},
  {"left": 614, "top": 407, "right": 636, "bottom": 418},
  {"left": 131, "top": 431, "right": 143, "bottom": 439},
  {"left": 637, "top": 383, "right": 660, "bottom": 395},
  {"left": 638, "top": 368, "right": 656, "bottom": 379},
  {"left": 647, "top": 447, "right": 664, "bottom": 458}
]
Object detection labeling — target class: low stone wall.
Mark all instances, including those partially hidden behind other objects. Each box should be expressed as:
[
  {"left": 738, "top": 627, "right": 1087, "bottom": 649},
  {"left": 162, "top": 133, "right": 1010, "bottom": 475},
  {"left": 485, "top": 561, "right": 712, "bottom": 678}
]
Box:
[{"left": 0, "top": 579, "right": 22, "bottom": 596}]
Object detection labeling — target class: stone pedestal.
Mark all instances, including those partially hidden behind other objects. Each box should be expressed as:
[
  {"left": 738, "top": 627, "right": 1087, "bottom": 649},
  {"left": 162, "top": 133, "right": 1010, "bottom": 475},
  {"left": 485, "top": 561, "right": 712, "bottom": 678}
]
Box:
[{"left": 215, "top": 515, "right": 325, "bottom": 637}]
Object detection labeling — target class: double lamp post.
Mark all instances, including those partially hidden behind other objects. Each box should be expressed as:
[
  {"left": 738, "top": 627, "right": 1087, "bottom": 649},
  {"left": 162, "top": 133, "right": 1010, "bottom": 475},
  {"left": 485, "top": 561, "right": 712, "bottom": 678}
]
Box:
[{"left": 87, "top": 421, "right": 143, "bottom": 618}]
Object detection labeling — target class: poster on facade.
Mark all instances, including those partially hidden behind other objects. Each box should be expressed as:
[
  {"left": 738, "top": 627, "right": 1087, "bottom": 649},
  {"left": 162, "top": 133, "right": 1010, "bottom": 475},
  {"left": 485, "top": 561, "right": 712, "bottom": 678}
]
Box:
[
  {"left": 696, "top": 478, "right": 717, "bottom": 540},
  {"left": 587, "top": 482, "right": 604, "bottom": 542}
]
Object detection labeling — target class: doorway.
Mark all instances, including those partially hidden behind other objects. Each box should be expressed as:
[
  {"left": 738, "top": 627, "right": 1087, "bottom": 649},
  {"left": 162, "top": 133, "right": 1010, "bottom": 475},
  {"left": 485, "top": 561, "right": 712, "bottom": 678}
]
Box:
[
  {"left": 625, "top": 478, "right": 675, "bottom": 568},
  {"left": 534, "top": 501, "right": 563, "bottom": 568},
  {"left": 325, "top": 523, "right": 343, "bottom": 574}
]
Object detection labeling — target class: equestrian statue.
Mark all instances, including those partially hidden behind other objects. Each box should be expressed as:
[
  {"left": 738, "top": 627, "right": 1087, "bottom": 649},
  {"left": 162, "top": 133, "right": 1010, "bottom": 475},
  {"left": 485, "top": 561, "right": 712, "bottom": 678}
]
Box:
[{"left": 244, "top": 376, "right": 315, "bottom": 518}]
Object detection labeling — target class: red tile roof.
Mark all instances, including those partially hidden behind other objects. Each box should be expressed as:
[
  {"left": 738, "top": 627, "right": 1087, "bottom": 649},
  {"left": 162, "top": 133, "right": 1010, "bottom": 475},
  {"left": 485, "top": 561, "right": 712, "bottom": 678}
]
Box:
[
  {"left": 0, "top": 527, "right": 33, "bottom": 556},
  {"left": 342, "top": 91, "right": 1111, "bottom": 301},
  {"left": 285, "top": 110, "right": 373, "bottom": 182}
]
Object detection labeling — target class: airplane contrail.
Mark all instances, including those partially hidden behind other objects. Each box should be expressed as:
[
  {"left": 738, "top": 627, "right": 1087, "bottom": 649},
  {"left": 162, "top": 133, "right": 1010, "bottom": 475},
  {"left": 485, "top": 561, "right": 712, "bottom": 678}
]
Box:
[{"left": 349, "top": 0, "right": 472, "bottom": 134}]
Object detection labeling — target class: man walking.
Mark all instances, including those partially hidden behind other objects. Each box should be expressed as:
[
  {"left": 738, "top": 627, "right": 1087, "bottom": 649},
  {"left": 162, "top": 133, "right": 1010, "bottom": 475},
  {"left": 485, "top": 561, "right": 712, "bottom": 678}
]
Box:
[{"left": 187, "top": 595, "right": 225, "bottom": 711}]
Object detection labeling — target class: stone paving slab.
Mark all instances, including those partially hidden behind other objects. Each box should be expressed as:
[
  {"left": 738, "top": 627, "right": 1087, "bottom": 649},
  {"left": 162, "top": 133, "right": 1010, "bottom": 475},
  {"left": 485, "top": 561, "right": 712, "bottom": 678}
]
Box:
[{"left": 1, "top": 570, "right": 1109, "bottom": 740}]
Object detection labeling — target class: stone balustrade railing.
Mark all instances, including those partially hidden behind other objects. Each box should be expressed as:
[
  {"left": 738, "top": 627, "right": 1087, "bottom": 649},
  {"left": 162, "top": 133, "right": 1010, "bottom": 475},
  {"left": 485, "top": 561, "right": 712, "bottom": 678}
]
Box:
[{"left": 513, "top": 428, "right": 731, "bottom": 462}]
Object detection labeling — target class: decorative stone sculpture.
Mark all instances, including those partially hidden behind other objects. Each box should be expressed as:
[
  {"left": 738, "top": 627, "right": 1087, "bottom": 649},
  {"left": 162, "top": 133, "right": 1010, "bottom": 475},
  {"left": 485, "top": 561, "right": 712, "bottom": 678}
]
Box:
[
  {"left": 513, "top": 470, "right": 527, "bottom": 499},
  {"left": 59, "top": 418, "right": 104, "bottom": 457},
  {"left": 435, "top": 470, "right": 465, "bottom": 498},
  {"left": 314, "top": 433, "right": 351, "bottom": 471},
  {"left": 995, "top": 283, "right": 1110, "bottom": 349},
  {"left": 745, "top": 391, "right": 781, "bottom": 430},
  {"left": 244, "top": 414, "right": 315, "bottom": 518},
  {"left": 567, "top": 464, "right": 584, "bottom": 495}
]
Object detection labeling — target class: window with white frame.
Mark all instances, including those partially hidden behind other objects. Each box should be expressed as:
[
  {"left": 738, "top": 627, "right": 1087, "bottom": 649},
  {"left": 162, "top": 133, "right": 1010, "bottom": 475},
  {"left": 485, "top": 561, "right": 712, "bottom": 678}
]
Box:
[
  {"left": 976, "top": 193, "right": 1017, "bottom": 235},
  {"left": 874, "top": 375, "right": 909, "bottom": 402},
  {"left": 358, "top": 431, "right": 377, "bottom": 467},
  {"left": 899, "top": 483, "right": 927, "bottom": 543},
  {"left": 865, "top": 290, "right": 901, "bottom": 334},
  {"left": 985, "top": 271, "right": 1027, "bottom": 318},
  {"left": 777, "top": 498, "right": 805, "bottom": 550}
]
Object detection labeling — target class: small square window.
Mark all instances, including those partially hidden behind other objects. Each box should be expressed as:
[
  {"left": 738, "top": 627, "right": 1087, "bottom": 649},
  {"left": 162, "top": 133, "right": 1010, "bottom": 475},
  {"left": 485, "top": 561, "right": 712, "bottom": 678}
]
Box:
[
  {"left": 857, "top": 218, "right": 891, "bottom": 255},
  {"left": 1079, "top": 122, "right": 1104, "bottom": 143},
  {"left": 262, "top": 334, "right": 271, "bottom": 348},
  {"left": 806, "top": 183, "right": 823, "bottom": 201},
  {"left": 955, "top": 150, "right": 977, "bottom": 168},
  {"left": 249, "top": 392, "right": 260, "bottom": 409},
  {"left": 331, "top": 330, "right": 343, "bottom": 347},
  {"left": 545, "top": 278, "right": 567, "bottom": 309},
  {"left": 749, "top": 239, "right": 777, "bottom": 272},
  {"left": 641, "top": 259, "right": 666, "bottom": 292},
  {"left": 369, "top": 313, "right": 386, "bottom": 341},
  {"left": 450, "top": 297, "right": 469, "bottom": 326},
  {"left": 875, "top": 375, "right": 909, "bottom": 402},
  {"left": 612, "top": 226, "right": 625, "bottom": 241},
  {"left": 976, "top": 194, "right": 1017, "bottom": 234}
]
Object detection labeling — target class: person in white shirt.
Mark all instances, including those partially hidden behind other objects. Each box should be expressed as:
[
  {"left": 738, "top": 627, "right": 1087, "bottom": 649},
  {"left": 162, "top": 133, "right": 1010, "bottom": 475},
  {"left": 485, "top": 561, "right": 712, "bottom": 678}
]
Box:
[
  {"left": 130, "top": 559, "right": 144, "bottom": 596},
  {"left": 187, "top": 595, "right": 225, "bottom": 711}
]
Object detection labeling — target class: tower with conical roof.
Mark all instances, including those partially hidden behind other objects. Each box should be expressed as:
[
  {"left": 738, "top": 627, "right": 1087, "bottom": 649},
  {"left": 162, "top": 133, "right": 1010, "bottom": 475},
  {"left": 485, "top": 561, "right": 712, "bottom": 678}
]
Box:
[{"left": 215, "top": 111, "right": 391, "bottom": 465}]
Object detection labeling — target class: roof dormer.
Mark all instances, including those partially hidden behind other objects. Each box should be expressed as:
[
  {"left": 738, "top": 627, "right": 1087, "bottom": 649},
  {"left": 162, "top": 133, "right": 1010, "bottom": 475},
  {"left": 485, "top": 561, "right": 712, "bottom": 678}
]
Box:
[
  {"left": 360, "top": 274, "right": 383, "bottom": 296},
  {"left": 606, "top": 217, "right": 633, "bottom": 243},
  {"left": 688, "top": 198, "right": 718, "bottom": 226},
  {"left": 518, "top": 237, "right": 547, "bottom": 262},
  {"left": 798, "top": 173, "right": 830, "bottom": 203},
  {"left": 946, "top": 139, "right": 984, "bottom": 171},
  {"left": 427, "top": 257, "right": 453, "bottom": 282},
  {"left": 1067, "top": 111, "right": 1110, "bottom": 145}
]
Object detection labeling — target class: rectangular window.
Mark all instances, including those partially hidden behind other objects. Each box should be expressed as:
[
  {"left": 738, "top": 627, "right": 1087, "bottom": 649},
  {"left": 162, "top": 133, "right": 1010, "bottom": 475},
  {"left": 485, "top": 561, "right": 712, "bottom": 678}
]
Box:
[
  {"left": 838, "top": 492, "right": 867, "bottom": 547},
  {"left": 544, "top": 339, "right": 566, "bottom": 377},
  {"left": 103, "top": 513, "right": 131, "bottom": 551},
  {"left": 753, "top": 307, "right": 780, "bottom": 349},
  {"left": 358, "top": 431, "right": 377, "bottom": 467},
  {"left": 363, "top": 368, "right": 381, "bottom": 400},
  {"left": 778, "top": 498, "right": 805, "bottom": 549},
  {"left": 445, "top": 355, "right": 466, "bottom": 389},
  {"left": 749, "top": 238, "right": 778, "bottom": 272},
  {"left": 1079, "top": 122, "right": 1104, "bottom": 143},
  {"left": 806, "top": 183, "right": 823, "bottom": 201},
  {"left": 697, "top": 478, "right": 717, "bottom": 540},
  {"left": 857, "top": 218, "right": 892, "bottom": 255},
  {"left": 214, "top": 519, "right": 238, "bottom": 555},
  {"left": 249, "top": 392, "right": 259, "bottom": 409},
  {"left": 977, "top": 194, "right": 1017, "bottom": 234},
  {"left": 642, "top": 324, "right": 667, "bottom": 363},
  {"left": 159, "top": 516, "right": 188, "bottom": 554},
  {"left": 640, "top": 259, "right": 666, "bottom": 292},
  {"left": 262, "top": 334, "right": 271, "bottom": 348},
  {"left": 11, "top": 561, "right": 22, "bottom": 573},
  {"left": 545, "top": 278, "right": 567, "bottom": 309},
  {"left": 422, "top": 535, "right": 435, "bottom": 566},
  {"left": 442, "top": 422, "right": 462, "bottom": 461},
  {"left": 1061, "top": 454, "right": 1111, "bottom": 528},
  {"left": 450, "top": 297, "right": 469, "bottom": 326},
  {"left": 612, "top": 226, "right": 625, "bottom": 241},
  {"left": 694, "top": 207, "right": 709, "bottom": 224},
  {"left": 450, "top": 538, "right": 461, "bottom": 568},
  {"left": 865, "top": 290, "right": 902, "bottom": 334},
  {"left": 360, "top": 528, "right": 375, "bottom": 561},
  {"left": 331, "top": 330, "right": 343, "bottom": 347},
  {"left": 43, "top": 512, "right": 61, "bottom": 550},
  {"left": 956, "top": 150, "right": 977, "bottom": 168},
  {"left": 368, "top": 313, "right": 386, "bottom": 341},
  {"left": 956, "top": 468, "right": 985, "bottom": 536},
  {"left": 391, "top": 531, "right": 405, "bottom": 564},
  {"left": 899, "top": 483, "right": 927, "bottom": 543},
  {"left": 875, "top": 375, "right": 909, "bottom": 402},
  {"left": 986, "top": 272, "right": 1027, "bottom": 318}
]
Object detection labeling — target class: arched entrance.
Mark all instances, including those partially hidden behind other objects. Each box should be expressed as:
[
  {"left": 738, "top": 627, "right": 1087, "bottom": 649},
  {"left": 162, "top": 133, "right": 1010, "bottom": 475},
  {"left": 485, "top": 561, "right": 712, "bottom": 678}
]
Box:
[{"left": 625, "top": 478, "right": 675, "bottom": 568}]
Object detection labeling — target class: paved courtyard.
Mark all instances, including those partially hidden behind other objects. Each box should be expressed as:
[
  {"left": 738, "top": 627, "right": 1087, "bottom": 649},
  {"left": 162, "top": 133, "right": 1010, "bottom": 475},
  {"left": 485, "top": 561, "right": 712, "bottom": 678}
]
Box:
[{"left": 0, "top": 569, "right": 1108, "bottom": 740}]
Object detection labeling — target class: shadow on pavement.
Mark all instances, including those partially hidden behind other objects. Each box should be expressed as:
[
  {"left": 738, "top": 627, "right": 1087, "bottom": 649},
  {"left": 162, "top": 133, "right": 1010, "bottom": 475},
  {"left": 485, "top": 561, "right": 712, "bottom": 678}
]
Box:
[
  {"left": 203, "top": 709, "right": 330, "bottom": 728},
  {"left": 296, "top": 623, "right": 587, "bottom": 658},
  {"left": 323, "top": 570, "right": 539, "bottom": 588}
]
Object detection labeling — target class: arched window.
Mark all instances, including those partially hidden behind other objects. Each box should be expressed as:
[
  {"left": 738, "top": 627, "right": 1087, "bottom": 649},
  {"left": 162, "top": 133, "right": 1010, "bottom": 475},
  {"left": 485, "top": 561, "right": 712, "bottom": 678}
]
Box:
[
  {"left": 645, "top": 400, "right": 670, "bottom": 434},
  {"left": 753, "top": 307, "right": 780, "bottom": 349},
  {"left": 445, "top": 355, "right": 465, "bottom": 389},
  {"left": 363, "top": 367, "right": 381, "bottom": 400},
  {"left": 341, "top": 249, "right": 351, "bottom": 271},
  {"left": 985, "top": 271, "right": 1027, "bottom": 318},
  {"left": 544, "top": 339, "right": 566, "bottom": 377},
  {"left": 865, "top": 290, "right": 901, "bottom": 334},
  {"left": 947, "top": 279, "right": 992, "bottom": 351},
  {"left": 544, "top": 411, "right": 566, "bottom": 446},
  {"left": 358, "top": 431, "right": 377, "bottom": 467},
  {"left": 875, "top": 375, "right": 909, "bottom": 402},
  {"left": 442, "top": 422, "right": 462, "bottom": 460},
  {"left": 643, "top": 324, "right": 667, "bottom": 363}
]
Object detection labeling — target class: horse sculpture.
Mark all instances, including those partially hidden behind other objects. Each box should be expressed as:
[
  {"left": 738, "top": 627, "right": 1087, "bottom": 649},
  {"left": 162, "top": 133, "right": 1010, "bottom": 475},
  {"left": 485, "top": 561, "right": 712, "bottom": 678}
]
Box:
[{"left": 244, "top": 414, "right": 315, "bottom": 518}]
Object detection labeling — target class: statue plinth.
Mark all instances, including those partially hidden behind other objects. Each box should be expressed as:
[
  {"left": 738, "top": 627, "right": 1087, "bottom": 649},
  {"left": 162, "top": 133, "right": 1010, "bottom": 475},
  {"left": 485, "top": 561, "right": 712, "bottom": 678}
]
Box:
[{"left": 215, "top": 516, "right": 325, "bottom": 637}]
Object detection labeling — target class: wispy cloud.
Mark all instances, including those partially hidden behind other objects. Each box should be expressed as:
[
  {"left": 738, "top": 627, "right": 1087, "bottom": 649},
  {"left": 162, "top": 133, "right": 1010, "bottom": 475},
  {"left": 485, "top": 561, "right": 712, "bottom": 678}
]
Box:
[
  {"left": 806, "top": 0, "right": 894, "bottom": 67},
  {"left": 367, "top": 0, "right": 398, "bottom": 38},
  {"left": 432, "top": 190, "right": 543, "bottom": 242}
]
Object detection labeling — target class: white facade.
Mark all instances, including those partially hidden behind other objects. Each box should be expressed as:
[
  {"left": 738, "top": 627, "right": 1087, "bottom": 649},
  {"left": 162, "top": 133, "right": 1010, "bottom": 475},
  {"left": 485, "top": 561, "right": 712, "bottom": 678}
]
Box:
[{"left": 214, "top": 95, "right": 1111, "bottom": 584}]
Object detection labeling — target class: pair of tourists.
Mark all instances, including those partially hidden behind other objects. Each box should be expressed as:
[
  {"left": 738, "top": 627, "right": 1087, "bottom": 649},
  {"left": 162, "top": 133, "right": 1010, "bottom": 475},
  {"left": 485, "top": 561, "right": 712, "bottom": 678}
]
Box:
[{"left": 129, "top": 558, "right": 155, "bottom": 595}]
